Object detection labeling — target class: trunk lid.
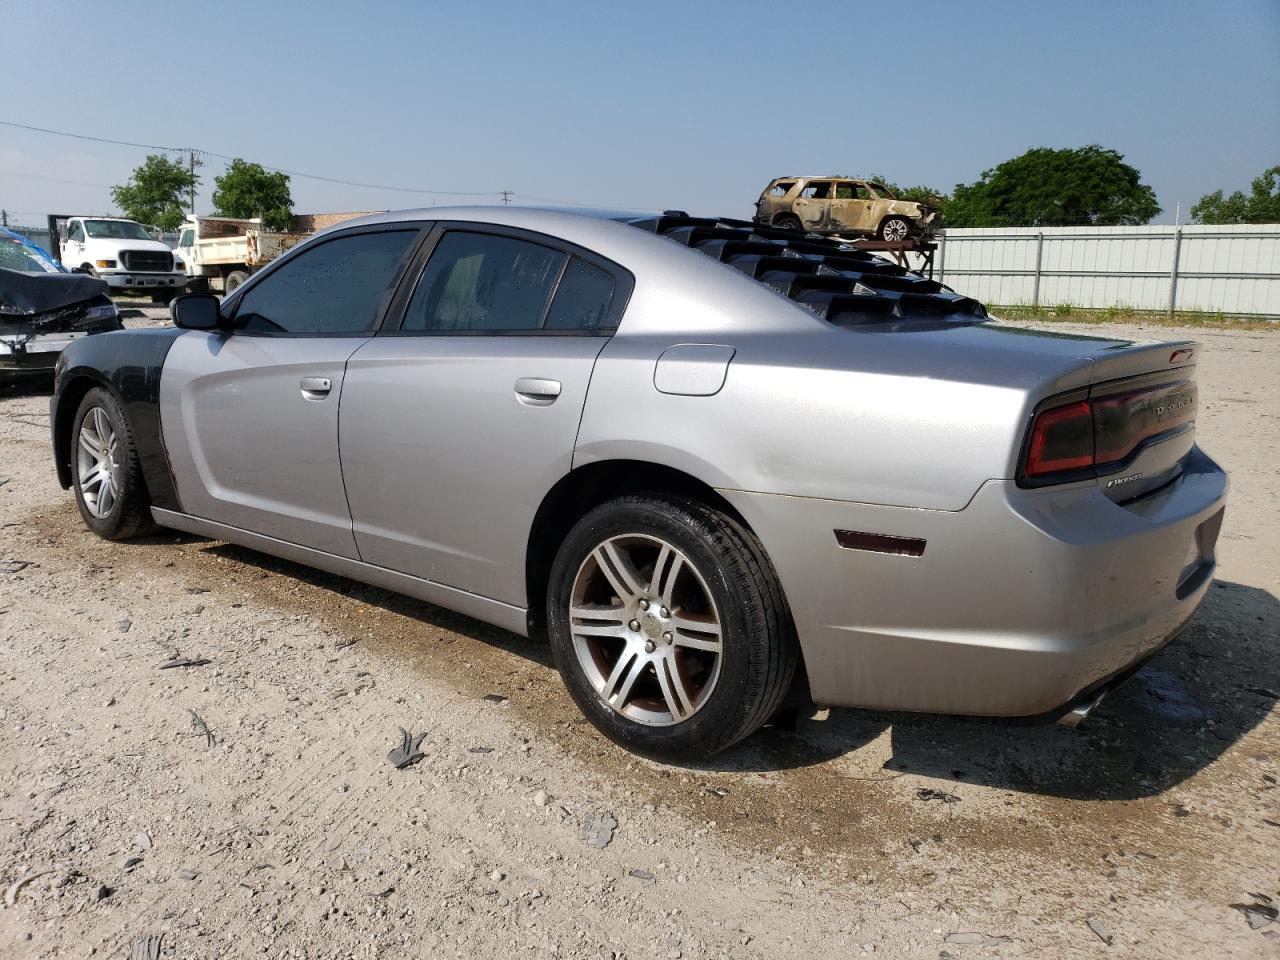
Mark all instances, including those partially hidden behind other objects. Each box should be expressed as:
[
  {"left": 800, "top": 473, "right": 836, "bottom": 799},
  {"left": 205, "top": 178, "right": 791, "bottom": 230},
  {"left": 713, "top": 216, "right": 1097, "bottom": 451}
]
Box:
[{"left": 1084, "top": 342, "right": 1199, "bottom": 502}]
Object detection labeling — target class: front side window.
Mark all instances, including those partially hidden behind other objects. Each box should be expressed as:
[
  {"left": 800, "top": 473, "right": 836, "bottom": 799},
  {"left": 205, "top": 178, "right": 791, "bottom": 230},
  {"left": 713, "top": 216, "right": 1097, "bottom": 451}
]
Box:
[
  {"left": 178, "top": 229, "right": 194, "bottom": 248},
  {"left": 68, "top": 222, "right": 85, "bottom": 242},
  {"left": 769, "top": 181, "right": 795, "bottom": 197},
  {"left": 234, "top": 229, "right": 417, "bottom": 335},
  {"left": 403, "top": 232, "right": 566, "bottom": 333}
]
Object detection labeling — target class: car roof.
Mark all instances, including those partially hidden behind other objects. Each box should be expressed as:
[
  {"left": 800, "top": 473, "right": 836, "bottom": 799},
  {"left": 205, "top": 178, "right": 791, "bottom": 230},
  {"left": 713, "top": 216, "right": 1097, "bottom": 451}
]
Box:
[{"left": 772, "top": 176, "right": 869, "bottom": 183}]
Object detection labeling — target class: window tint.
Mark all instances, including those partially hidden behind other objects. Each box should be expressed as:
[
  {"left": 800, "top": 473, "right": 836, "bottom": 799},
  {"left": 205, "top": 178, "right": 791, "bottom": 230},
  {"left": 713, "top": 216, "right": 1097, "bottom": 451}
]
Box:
[
  {"left": 545, "top": 258, "right": 616, "bottom": 331},
  {"left": 403, "top": 232, "right": 566, "bottom": 333},
  {"left": 234, "top": 230, "right": 416, "bottom": 335}
]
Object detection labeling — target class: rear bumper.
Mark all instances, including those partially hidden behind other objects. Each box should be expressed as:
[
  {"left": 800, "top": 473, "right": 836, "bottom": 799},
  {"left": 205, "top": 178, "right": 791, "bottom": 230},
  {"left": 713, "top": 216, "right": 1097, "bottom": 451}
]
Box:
[{"left": 722, "top": 446, "right": 1228, "bottom": 717}]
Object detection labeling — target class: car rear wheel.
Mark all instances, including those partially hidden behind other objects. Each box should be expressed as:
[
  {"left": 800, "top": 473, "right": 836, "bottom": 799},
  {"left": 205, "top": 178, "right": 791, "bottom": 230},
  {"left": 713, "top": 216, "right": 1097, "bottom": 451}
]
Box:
[
  {"left": 224, "top": 269, "right": 250, "bottom": 293},
  {"left": 774, "top": 214, "right": 804, "bottom": 232},
  {"left": 878, "top": 216, "right": 911, "bottom": 242},
  {"left": 71, "top": 387, "right": 155, "bottom": 541},
  {"left": 547, "top": 494, "right": 798, "bottom": 760}
]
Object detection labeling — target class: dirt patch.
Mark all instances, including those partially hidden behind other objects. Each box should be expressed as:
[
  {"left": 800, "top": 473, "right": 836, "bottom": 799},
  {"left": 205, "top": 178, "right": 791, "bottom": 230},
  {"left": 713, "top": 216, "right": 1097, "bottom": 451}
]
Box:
[{"left": 1, "top": 319, "right": 1277, "bottom": 958}]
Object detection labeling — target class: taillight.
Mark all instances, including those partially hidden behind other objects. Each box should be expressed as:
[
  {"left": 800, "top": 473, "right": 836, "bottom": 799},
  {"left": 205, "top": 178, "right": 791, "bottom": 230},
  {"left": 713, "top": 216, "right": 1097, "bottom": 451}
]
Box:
[
  {"left": 1025, "top": 400, "right": 1094, "bottom": 477},
  {"left": 1022, "top": 378, "right": 1197, "bottom": 484}
]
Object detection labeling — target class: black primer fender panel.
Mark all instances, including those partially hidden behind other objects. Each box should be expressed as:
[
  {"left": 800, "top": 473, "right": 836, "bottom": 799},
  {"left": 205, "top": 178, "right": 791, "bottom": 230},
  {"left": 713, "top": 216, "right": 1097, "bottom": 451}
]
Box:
[{"left": 50, "top": 327, "right": 184, "bottom": 511}]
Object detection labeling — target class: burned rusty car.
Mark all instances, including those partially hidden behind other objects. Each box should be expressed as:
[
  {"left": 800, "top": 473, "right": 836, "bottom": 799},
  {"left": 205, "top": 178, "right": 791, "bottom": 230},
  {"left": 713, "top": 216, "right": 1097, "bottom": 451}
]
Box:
[{"left": 754, "top": 177, "right": 941, "bottom": 241}]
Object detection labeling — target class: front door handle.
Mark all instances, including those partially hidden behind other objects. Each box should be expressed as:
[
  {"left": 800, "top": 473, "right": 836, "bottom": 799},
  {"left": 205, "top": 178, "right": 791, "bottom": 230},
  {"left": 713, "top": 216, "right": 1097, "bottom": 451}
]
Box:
[
  {"left": 514, "top": 377, "right": 561, "bottom": 406},
  {"left": 300, "top": 376, "right": 332, "bottom": 400}
]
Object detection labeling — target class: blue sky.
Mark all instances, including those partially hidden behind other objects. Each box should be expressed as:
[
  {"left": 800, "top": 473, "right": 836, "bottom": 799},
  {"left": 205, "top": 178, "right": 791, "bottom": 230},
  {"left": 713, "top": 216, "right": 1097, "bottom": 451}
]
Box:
[{"left": 2, "top": 0, "right": 1277, "bottom": 225}]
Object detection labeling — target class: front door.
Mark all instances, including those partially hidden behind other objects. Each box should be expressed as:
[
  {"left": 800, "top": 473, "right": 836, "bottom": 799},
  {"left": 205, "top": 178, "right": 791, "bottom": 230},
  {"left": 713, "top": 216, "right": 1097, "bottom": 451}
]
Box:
[
  {"left": 340, "top": 227, "right": 627, "bottom": 606},
  {"left": 159, "top": 226, "right": 422, "bottom": 557},
  {"left": 830, "top": 182, "right": 875, "bottom": 233}
]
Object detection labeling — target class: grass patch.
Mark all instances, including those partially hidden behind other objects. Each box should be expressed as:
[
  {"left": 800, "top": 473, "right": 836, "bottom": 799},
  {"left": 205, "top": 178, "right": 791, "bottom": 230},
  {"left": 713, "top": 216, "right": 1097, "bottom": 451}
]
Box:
[{"left": 994, "top": 304, "right": 1277, "bottom": 332}]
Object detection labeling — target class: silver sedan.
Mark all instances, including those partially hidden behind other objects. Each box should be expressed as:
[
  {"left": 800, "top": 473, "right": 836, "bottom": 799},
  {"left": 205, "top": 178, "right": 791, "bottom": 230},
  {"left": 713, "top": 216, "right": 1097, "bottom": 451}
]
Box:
[{"left": 49, "top": 208, "right": 1227, "bottom": 759}]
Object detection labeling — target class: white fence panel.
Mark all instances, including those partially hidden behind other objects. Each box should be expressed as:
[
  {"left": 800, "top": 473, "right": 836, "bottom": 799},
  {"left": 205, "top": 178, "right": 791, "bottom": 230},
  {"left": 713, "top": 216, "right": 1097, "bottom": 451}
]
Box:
[{"left": 902, "top": 224, "right": 1280, "bottom": 318}]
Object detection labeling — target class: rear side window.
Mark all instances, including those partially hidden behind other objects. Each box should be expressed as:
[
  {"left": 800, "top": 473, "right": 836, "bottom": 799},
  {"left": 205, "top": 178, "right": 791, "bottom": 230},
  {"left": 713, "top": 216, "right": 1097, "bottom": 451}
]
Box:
[
  {"left": 403, "top": 232, "right": 567, "bottom": 333},
  {"left": 234, "top": 229, "right": 417, "bottom": 335},
  {"left": 545, "top": 258, "right": 616, "bottom": 331}
]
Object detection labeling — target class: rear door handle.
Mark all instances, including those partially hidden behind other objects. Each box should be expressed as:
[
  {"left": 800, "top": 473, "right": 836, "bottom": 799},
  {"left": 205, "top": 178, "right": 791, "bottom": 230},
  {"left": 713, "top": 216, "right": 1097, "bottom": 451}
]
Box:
[
  {"left": 300, "top": 376, "right": 332, "bottom": 399},
  {"left": 514, "top": 377, "right": 561, "bottom": 406}
]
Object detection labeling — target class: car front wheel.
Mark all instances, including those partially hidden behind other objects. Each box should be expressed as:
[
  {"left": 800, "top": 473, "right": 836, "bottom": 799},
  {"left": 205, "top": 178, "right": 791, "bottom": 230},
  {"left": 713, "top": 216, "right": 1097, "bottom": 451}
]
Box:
[
  {"left": 547, "top": 494, "right": 798, "bottom": 760},
  {"left": 71, "top": 387, "right": 155, "bottom": 540},
  {"left": 878, "top": 216, "right": 911, "bottom": 242}
]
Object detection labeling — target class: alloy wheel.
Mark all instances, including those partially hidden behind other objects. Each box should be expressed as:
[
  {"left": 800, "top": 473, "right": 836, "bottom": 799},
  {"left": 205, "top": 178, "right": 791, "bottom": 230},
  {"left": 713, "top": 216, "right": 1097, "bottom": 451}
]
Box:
[
  {"left": 882, "top": 218, "right": 910, "bottom": 242},
  {"left": 77, "top": 406, "right": 120, "bottom": 519},
  {"left": 569, "top": 534, "right": 723, "bottom": 726}
]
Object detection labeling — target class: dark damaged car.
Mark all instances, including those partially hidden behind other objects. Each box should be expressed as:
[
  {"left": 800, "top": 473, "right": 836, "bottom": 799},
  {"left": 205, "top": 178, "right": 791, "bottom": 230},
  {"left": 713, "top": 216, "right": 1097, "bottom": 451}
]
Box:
[{"left": 1, "top": 229, "right": 122, "bottom": 383}]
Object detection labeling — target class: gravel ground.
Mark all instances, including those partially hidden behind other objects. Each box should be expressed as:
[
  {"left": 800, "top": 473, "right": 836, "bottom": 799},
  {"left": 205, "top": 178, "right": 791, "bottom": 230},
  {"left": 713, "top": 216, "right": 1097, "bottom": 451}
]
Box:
[{"left": 0, "top": 311, "right": 1277, "bottom": 959}]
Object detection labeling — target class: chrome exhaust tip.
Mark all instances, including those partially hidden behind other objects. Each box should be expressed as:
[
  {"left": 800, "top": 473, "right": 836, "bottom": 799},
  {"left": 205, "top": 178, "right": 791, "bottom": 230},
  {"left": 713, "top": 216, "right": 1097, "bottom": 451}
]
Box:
[{"left": 1057, "top": 690, "right": 1108, "bottom": 728}]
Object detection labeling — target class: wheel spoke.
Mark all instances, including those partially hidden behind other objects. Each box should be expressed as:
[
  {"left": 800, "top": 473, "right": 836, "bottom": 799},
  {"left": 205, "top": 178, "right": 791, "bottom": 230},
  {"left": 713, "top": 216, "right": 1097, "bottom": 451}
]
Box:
[
  {"left": 602, "top": 651, "right": 646, "bottom": 706},
  {"left": 80, "top": 465, "right": 105, "bottom": 491},
  {"left": 649, "top": 545, "right": 684, "bottom": 607},
  {"left": 96, "top": 478, "right": 115, "bottom": 516},
  {"left": 92, "top": 407, "right": 111, "bottom": 444},
  {"left": 78, "top": 430, "right": 102, "bottom": 457},
  {"left": 570, "top": 605, "right": 628, "bottom": 639},
  {"left": 594, "top": 542, "right": 646, "bottom": 603},
  {"left": 672, "top": 613, "right": 721, "bottom": 652},
  {"left": 656, "top": 654, "right": 694, "bottom": 720},
  {"left": 571, "top": 622, "right": 628, "bottom": 640}
]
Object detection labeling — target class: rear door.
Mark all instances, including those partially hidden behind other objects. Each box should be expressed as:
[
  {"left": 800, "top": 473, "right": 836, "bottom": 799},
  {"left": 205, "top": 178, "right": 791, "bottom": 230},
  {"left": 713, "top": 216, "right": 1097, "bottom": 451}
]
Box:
[
  {"left": 340, "top": 225, "right": 630, "bottom": 605},
  {"left": 792, "top": 181, "right": 835, "bottom": 231},
  {"left": 160, "top": 226, "right": 422, "bottom": 557}
]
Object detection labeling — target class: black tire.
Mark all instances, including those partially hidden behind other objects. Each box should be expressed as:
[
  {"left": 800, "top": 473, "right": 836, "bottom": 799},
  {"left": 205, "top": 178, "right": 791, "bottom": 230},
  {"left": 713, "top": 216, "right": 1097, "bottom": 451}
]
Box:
[
  {"left": 224, "top": 269, "right": 250, "bottom": 294},
  {"left": 150, "top": 290, "right": 177, "bottom": 305},
  {"left": 774, "top": 214, "right": 804, "bottom": 232},
  {"left": 547, "top": 494, "right": 798, "bottom": 760},
  {"left": 878, "top": 216, "right": 911, "bottom": 242},
  {"left": 70, "top": 387, "right": 155, "bottom": 540}
]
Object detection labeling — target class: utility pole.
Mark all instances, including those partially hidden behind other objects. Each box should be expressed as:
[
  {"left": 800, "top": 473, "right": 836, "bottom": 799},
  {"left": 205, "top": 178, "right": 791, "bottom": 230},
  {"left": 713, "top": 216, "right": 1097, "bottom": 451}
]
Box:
[
  {"left": 188, "top": 149, "right": 203, "bottom": 214},
  {"left": 1, "top": 209, "right": 7, "bottom": 228},
  {"left": 500, "top": 190, "right": 512, "bottom": 205}
]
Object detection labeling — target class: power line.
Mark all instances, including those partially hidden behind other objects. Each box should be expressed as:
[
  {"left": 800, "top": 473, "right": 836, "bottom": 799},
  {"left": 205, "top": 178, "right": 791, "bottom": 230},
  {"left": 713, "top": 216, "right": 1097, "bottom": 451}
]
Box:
[
  {"left": 0, "top": 119, "right": 505, "bottom": 198},
  {"left": 0, "top": 169, "right": 115, "bottom": 189}
]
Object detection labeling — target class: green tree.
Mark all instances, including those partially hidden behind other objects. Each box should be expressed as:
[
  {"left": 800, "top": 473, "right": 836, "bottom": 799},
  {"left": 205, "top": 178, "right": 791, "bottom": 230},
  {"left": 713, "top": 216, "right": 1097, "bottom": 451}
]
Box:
[
  {"left": 856, "top": 175, "right": 946, "bottom": 205},
  {"left": 944, "top": 145, "right": 1160, "bottom": 227},
  {"left": 111, "top": 154, "right": 197, "bottom": 231},
  {"left": 212, "top": 159, "right": 294, "bottom": 231},
  {"left": 1191, "top": 165, "right": 1280, "bottom": 224}
]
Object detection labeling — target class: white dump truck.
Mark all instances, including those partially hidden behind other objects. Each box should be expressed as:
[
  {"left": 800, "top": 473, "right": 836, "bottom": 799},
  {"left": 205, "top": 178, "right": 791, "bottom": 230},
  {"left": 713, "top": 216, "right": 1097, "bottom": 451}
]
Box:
[
  {"left": 174, "top": 212, "right": 376, "bottom": 294},
  {"left": 173, "top": 216, "right": 308, "bottom": 294}
]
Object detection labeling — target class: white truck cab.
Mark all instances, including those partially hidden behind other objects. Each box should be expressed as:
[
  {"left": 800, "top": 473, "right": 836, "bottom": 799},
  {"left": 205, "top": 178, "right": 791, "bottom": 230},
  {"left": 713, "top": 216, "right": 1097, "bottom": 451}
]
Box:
[{"left": 60, "top": 217, "right": 187, "bottom": 302}]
